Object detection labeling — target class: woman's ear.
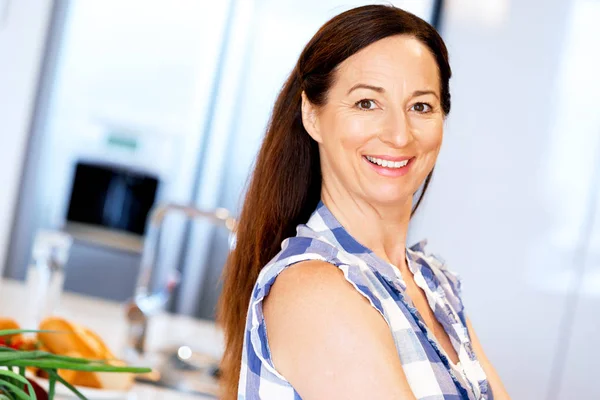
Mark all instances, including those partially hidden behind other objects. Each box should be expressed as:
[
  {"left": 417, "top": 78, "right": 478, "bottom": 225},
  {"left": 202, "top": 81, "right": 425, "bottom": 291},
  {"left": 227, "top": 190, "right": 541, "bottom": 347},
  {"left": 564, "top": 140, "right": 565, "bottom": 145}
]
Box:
[{"left": 301, "top": 92, "right": 323, "bottom": 143}]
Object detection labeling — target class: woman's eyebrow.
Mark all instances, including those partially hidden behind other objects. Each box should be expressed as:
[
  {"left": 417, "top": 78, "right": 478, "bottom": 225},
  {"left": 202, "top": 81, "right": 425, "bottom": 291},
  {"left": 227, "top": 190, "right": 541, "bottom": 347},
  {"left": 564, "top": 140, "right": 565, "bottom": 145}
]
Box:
[
  {"left": 346, "top": 85, "right": 440, "bottom": 100},
  {"left": 412, "top": 90, "right": 439, "bottom": 99},
  {"left": 346, "top": 83, "right": 385, "bottom": 95}
]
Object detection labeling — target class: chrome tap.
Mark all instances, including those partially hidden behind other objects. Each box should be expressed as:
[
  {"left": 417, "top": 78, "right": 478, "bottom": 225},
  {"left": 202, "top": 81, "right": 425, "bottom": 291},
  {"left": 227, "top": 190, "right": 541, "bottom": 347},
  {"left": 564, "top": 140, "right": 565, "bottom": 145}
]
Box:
[{"left": 125, "top": 203, "right": 236, "bottom": 356}]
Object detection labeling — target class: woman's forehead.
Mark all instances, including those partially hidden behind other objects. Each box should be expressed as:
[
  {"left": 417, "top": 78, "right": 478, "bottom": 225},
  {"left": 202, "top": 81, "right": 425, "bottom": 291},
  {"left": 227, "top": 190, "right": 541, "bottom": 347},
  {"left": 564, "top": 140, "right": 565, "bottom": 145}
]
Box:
[{"left": 333, "top": 36, "right": 440, "bottom": 93}]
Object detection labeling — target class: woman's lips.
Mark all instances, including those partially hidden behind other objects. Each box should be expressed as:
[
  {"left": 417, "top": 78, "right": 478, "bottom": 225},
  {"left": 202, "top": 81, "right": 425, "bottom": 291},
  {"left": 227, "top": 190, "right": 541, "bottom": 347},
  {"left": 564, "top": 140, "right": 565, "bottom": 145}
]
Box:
[{"left": 363, "top": 155, "right": 415, "bottom": 177}]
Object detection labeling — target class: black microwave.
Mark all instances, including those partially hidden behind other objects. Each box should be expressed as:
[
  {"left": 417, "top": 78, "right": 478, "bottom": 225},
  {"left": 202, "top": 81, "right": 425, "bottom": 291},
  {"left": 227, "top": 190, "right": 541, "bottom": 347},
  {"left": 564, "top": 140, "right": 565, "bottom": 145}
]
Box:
[{"left": 66, "top": 161, "right": 159, "bottom": 235}]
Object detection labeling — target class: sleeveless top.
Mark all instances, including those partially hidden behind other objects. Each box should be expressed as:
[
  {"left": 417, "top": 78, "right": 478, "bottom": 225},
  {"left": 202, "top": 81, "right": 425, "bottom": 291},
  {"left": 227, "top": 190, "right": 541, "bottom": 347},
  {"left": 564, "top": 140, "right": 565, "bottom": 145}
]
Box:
[{"left": 238, "top": 201, "right": 491, "bottom": 400}]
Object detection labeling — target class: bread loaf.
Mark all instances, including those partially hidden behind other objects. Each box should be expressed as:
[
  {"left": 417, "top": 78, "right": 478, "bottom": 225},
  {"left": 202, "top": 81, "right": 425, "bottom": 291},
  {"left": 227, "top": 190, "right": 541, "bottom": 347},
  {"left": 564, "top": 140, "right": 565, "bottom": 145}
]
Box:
[
  {"left": 37, "top": 317, "right": 133, "bottom": 390},
  {"left": 0, "top": 318, "right": 21, "bottom": 339}
]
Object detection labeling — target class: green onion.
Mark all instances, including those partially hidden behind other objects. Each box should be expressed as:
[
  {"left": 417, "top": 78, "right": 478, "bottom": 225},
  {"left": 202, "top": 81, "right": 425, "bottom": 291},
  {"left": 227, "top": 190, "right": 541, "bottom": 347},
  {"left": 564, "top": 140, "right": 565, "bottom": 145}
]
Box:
[
  {"left": 47, "top": 370, "right": 85, "bottom": 400},
  {"left": 0, "top": 331, "right": 57, "bottom": 337},
  {"left": 47, "top": 371, "right": 55, "bottom": 399},
  {"left": 0, "top": 329, "right": 151, "bottom": 400}
]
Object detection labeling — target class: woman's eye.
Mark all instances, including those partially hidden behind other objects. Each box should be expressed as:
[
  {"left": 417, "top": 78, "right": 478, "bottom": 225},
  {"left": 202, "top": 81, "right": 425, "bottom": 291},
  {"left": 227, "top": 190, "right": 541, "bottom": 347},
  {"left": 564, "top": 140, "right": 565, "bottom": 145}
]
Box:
[
  {"left": 356, "top": 99, "right": 377, "bottom": 111},
  {"left": 411, "top": 102, "right": 432, "bottom": 113}
]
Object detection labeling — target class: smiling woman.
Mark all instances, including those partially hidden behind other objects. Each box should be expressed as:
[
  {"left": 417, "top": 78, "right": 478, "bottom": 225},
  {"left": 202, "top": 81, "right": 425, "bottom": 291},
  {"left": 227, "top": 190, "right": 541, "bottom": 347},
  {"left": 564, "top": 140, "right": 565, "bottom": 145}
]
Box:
[
  {"left": 218, "top": 4, "right": 509, "bottom": 400},
  {"left": 301, "top": 34, "right": 444, "bottom": 204}
]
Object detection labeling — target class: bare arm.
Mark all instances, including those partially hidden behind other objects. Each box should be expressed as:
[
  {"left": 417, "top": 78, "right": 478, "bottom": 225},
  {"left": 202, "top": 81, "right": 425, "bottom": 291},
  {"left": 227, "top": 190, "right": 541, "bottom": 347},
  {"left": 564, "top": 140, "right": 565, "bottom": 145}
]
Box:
[
  {"left": 263, "top": 260, "right": 418, "bottom": 400},
  {"left": 466, "top": 317, "right": 511, "bottom": 399}
]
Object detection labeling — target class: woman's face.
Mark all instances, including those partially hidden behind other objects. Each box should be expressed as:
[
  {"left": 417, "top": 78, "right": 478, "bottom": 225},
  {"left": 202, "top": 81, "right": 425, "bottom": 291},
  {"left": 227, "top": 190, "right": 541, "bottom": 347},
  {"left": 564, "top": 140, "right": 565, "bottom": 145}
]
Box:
[{"left": 302, "top": 35, "right": 444, "bottom": 209}]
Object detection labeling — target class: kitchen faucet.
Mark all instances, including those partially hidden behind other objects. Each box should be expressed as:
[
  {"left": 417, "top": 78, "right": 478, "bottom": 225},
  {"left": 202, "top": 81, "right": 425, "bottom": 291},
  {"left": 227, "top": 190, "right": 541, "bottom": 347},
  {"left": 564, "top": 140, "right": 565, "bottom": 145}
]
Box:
[{"left": 125, "top": 203, "right": 236, "bottom": 356}]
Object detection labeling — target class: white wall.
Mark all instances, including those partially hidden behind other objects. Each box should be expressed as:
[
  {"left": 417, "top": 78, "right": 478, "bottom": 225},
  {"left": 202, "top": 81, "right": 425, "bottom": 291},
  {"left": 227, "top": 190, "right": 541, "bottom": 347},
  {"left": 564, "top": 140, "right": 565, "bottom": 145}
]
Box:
[
  {"left": 409, "top": 0, "right": 599, "bottom": 398},
  {"left": 0, "top": 0, "right": 53, "bottom": 275}
]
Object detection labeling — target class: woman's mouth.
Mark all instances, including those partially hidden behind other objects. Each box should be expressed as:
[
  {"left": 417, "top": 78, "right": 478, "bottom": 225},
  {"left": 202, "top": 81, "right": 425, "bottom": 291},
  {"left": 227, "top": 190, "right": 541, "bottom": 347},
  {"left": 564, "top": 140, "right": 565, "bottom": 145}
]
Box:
[
  {"left": 365, "top": 155, "right": 410, "bottom": 169},
  {"left": 363, "top": 155, "right": 414, "bottom": 177}
]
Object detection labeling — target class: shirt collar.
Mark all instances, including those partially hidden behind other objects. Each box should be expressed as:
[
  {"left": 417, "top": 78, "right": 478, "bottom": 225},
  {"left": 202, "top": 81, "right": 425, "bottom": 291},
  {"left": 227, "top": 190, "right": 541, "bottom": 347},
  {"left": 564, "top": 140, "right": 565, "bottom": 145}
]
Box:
[{"left": 300, "top": 200, "right": 430, "bottom": 287}]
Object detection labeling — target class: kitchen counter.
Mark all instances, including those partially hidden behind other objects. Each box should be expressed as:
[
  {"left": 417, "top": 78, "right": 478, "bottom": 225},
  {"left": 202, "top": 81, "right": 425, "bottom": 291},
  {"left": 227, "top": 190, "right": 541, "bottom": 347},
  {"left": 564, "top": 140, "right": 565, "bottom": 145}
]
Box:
[{"left": 0, "top": 279, "right": 223, "bottom": 399}]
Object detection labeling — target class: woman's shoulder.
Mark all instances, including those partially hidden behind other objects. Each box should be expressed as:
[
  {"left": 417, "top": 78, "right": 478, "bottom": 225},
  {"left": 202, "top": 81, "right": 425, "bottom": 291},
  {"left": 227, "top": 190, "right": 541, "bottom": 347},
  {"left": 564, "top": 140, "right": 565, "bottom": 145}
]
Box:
[
  {"left": 252, "top": 236, "right": 339, "bottom": 295},
  {"left": 266, "top": 259, "right": 356, "bottom": 305},
  {"left": 263, "top": 258, "right": 383, "bottom": 328},
  {"left": 262, "top": 258, "right": 414, "bottom": 399},
  {"left": 242, "top": 239, "right": 393, "bottom": 390}
]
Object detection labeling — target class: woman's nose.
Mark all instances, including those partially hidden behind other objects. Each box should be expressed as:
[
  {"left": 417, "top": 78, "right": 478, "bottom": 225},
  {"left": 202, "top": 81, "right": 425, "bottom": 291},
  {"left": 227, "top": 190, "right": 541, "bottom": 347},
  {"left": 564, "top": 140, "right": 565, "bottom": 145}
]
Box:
[{"left": 378, "top": 109, "right": 413, "bottom": 148}]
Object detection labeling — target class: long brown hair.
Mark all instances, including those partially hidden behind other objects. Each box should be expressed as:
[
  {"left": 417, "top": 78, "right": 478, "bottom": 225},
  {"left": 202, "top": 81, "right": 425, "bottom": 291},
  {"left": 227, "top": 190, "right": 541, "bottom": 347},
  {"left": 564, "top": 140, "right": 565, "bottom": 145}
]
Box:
[{"left": 217, "top": 5, "right": 451, "bottom": 398}]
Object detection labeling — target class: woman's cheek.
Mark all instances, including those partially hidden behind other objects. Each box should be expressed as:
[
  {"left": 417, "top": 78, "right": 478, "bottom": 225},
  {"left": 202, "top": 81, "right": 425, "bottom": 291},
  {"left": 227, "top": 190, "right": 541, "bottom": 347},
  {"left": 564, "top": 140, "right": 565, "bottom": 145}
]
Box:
[
  {"left": 339, "top": 116, "right": 377, "bottom": 148},
  {"left": 411, "top": 120, "right": 442, "bottom": 150},
  {"left": 424, "top": 131, "right": 443, "bottom": 153}
]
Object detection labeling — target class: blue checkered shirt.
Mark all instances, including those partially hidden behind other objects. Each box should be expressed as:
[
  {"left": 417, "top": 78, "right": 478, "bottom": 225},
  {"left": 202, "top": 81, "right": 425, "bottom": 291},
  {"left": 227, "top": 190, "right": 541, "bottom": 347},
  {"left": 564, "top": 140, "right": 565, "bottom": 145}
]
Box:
[{"left": 238, "top": 201, "right": 490, "bottom": 399}]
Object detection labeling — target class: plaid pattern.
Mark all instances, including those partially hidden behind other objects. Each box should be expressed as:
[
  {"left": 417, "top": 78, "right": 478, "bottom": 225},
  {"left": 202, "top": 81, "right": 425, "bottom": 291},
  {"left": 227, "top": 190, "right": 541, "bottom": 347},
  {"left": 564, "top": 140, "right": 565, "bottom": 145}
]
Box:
[{"left": 238, "top": 202, "right": 490, "bottom": 399}]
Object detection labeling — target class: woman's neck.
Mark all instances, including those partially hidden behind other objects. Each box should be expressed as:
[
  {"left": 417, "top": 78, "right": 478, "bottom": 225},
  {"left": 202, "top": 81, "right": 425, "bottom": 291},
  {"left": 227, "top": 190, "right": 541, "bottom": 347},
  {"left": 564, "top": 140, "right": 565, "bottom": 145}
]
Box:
[{"left": 321, "top": 186, "right": 413, "bottom": 270}]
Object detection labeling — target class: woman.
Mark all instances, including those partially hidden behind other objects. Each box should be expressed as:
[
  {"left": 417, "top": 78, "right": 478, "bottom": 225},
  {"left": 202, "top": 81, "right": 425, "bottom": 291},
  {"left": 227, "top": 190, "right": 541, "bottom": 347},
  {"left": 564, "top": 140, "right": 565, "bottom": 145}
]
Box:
[{"left": 219, "top": 5, "right": 510, "bottom": 400}]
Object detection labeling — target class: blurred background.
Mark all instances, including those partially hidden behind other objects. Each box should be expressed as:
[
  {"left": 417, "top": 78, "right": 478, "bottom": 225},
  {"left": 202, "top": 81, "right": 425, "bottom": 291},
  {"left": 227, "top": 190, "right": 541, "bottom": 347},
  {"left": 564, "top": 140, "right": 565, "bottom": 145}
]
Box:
[{"left": 0, "top": 0, "right": 599, "bottom": 398}]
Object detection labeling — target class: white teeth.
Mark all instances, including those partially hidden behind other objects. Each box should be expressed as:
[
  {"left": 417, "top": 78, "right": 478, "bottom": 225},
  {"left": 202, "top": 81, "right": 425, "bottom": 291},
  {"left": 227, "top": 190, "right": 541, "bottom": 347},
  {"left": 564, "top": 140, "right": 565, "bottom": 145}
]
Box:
[{"left": 365, "top": 156, "right": 409, "bottom": 169}]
